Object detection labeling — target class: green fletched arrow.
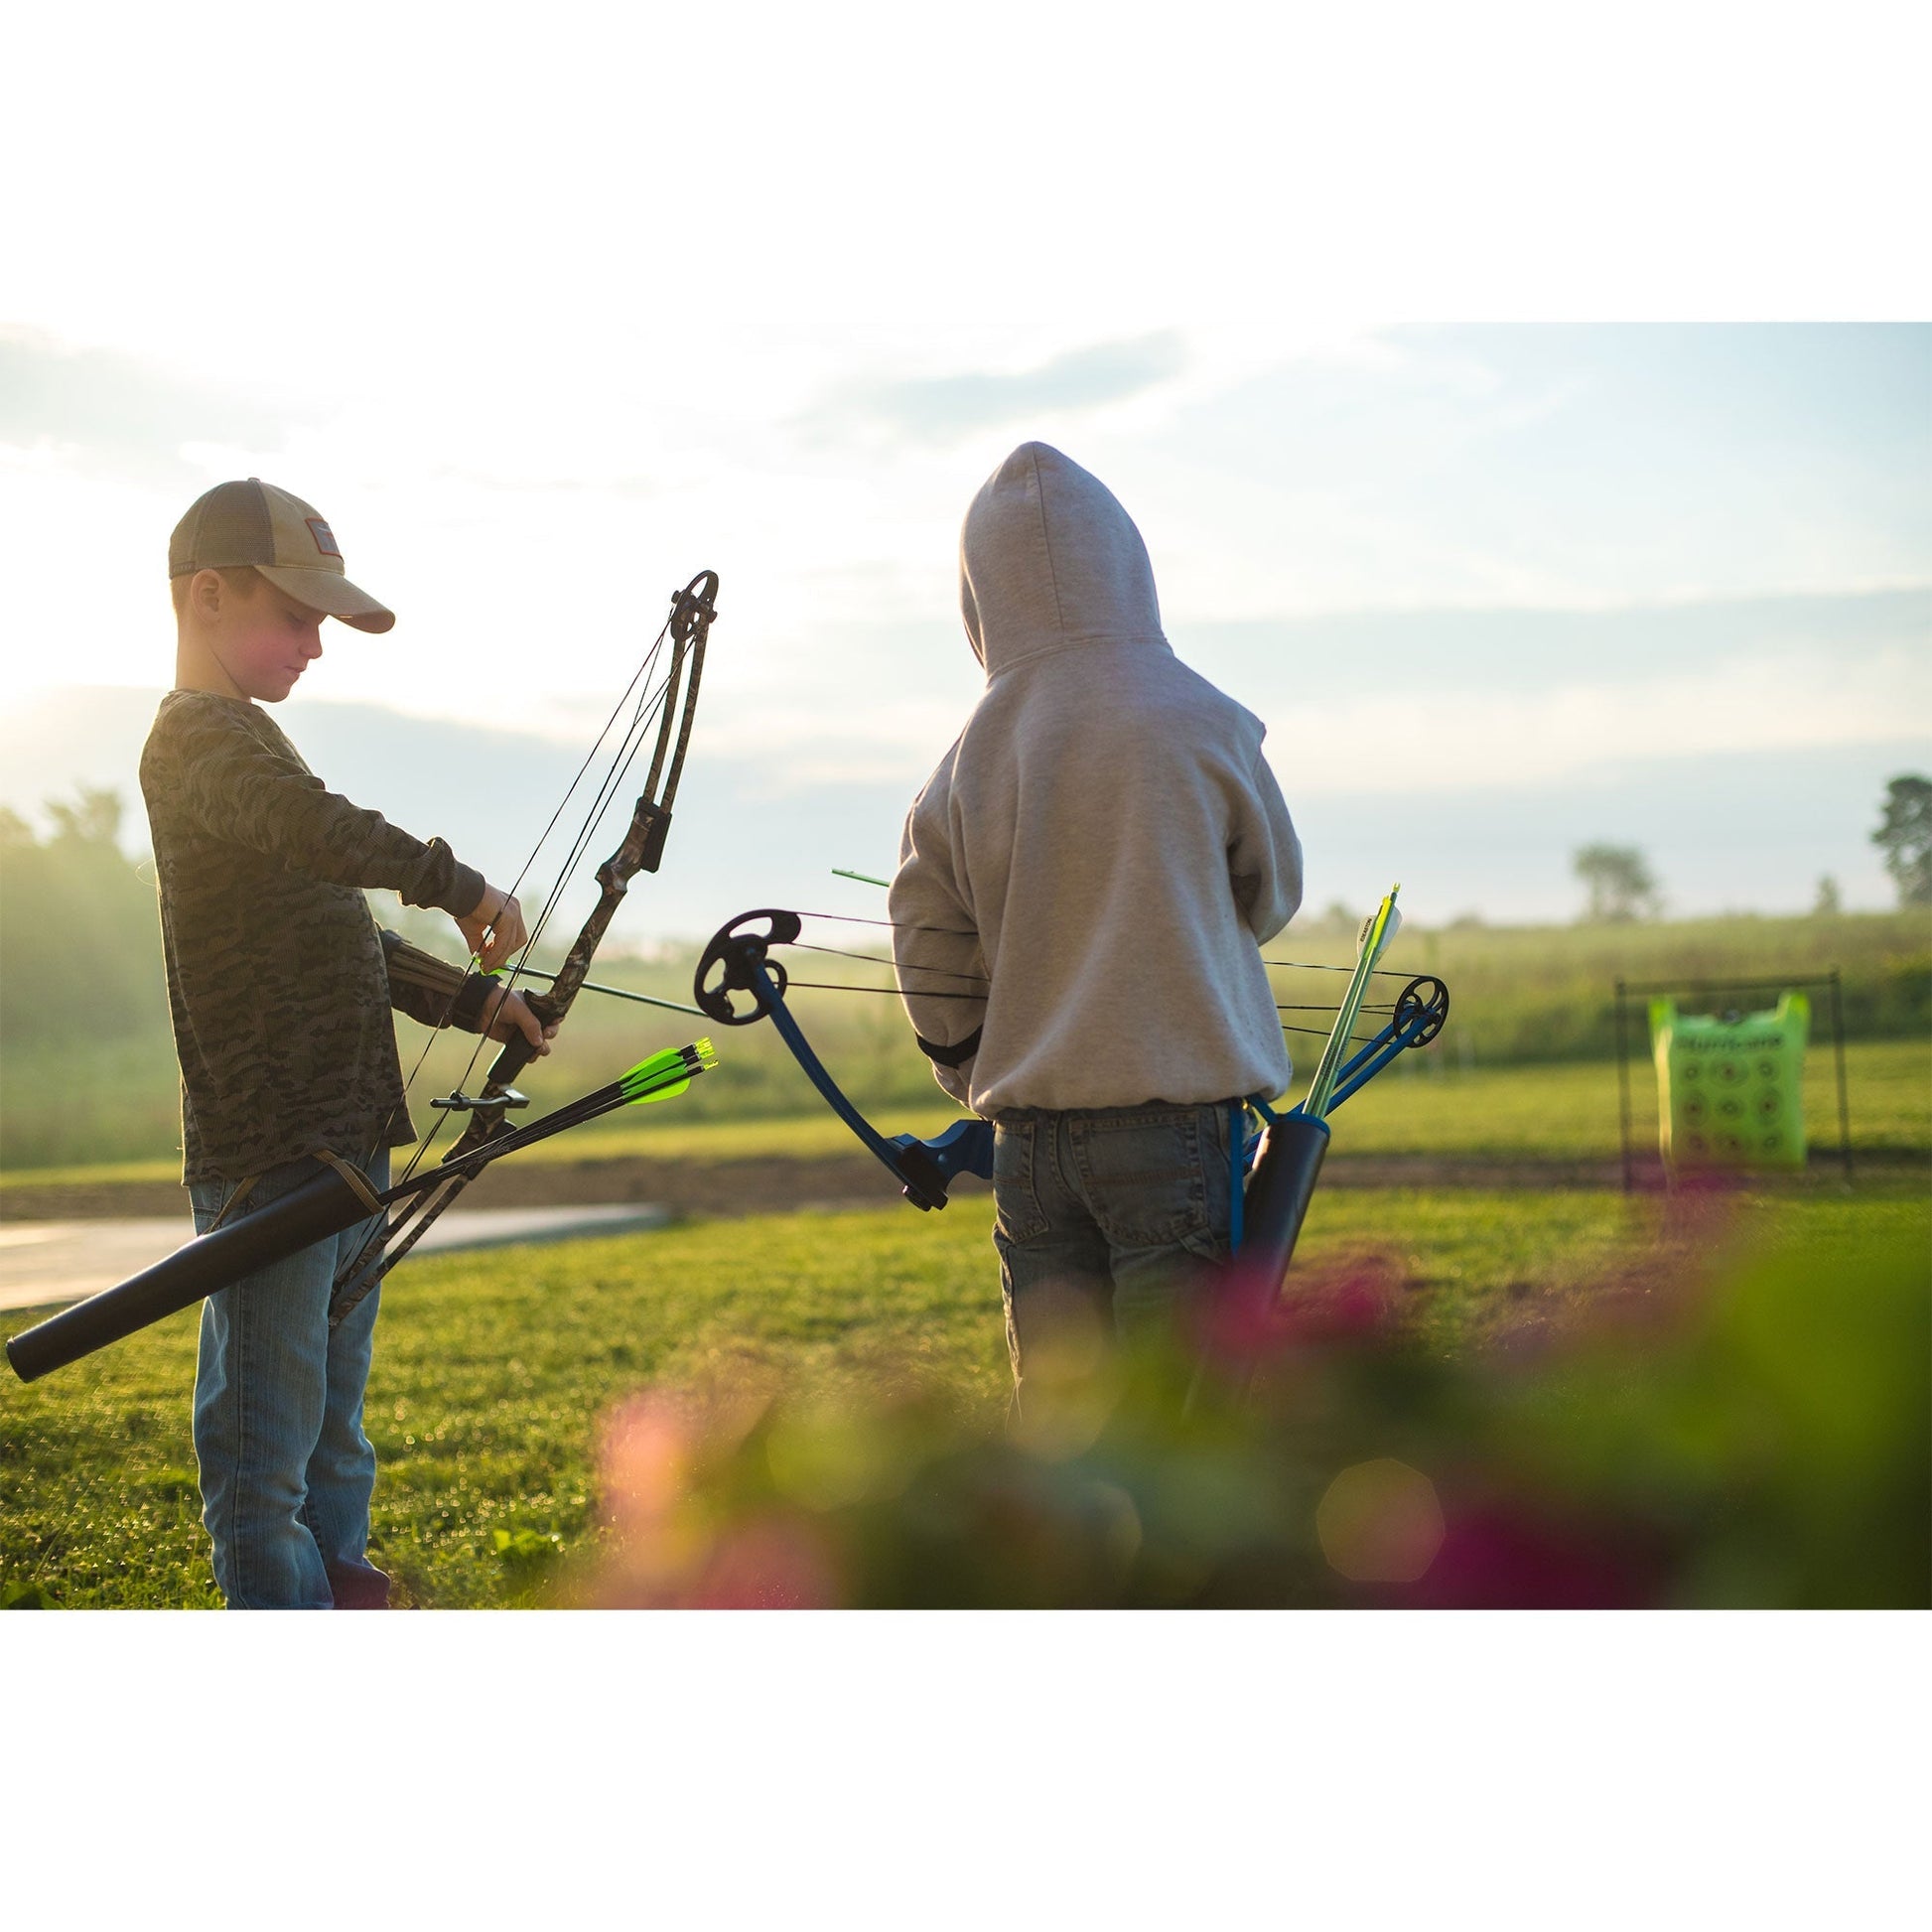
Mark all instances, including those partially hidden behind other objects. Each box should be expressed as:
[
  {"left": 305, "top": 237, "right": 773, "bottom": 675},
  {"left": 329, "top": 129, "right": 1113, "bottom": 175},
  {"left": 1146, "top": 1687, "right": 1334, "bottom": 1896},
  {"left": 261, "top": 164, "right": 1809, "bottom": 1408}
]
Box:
[
  {"left": 1300, "top": 885, "right": 1403, "bottom": 1121},
  {"left": 426, "top": 1037, "right": 720, "bottom": 1175},
  {"left": 619, "top": 1037, "right": 717, "bottom": 1105}
]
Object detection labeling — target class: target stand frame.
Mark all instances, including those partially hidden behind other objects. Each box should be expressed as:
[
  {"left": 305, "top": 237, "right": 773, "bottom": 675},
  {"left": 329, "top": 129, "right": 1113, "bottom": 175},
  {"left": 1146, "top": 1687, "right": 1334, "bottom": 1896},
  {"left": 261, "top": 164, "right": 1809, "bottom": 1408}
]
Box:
[{"left": 1611, "top": 969, "right": 1853, "bottom": 1193}]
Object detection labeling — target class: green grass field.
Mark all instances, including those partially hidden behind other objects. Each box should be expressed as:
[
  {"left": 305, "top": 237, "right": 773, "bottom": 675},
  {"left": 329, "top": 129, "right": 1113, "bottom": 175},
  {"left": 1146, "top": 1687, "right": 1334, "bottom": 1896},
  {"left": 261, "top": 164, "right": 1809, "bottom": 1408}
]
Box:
[
  {"left": 5, "top": 1183, "right": 1926, "bottom": 1607},
  {"left": 539, "top": 1033, "right": 1926, "bottom": 1166},
  {"left": 5, "top": 1037, "right": 1925, "bottom": 1194}
]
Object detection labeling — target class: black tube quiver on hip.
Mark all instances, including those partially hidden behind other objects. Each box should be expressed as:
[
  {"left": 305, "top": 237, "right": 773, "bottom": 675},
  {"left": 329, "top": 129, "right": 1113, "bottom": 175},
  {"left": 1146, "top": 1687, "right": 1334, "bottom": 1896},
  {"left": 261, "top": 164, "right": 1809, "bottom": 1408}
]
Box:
[
  {"left": 6, "top": 1161, "right": 381, "bottom": 1383},
  {"left": 1236, "top": 1111, "right": 1330, "bottom": 1303}
]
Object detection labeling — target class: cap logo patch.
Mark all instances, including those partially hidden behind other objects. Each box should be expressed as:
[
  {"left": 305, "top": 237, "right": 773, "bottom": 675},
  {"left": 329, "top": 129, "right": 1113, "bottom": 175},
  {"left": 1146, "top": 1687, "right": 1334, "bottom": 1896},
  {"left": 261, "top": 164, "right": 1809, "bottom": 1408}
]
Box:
[{"left": 306, "top": 517, "right": 342, "bottom": 558}]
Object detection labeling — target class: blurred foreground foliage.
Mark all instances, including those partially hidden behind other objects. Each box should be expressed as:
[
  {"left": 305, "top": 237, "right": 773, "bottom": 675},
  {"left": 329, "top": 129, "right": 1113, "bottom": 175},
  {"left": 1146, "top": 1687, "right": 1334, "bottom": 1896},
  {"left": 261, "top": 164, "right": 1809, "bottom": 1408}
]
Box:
[
  {"left": 573, "top": 1206, "right": 1930, "bottom": 1609},
  {"left": 3, "top": 1189, "right": 1924, "bottom": 1607}
]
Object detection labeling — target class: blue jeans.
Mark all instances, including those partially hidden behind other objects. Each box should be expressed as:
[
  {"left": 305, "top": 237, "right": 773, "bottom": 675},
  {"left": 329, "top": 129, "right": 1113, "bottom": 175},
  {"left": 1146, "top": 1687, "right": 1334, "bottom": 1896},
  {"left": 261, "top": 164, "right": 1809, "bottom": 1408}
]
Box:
[
  {"left": 189, "top": 1150, "right": 390, "bottom": 1609},
  {"left": 991, "top": 1101, "right": 1236, "bottom": 1397}
]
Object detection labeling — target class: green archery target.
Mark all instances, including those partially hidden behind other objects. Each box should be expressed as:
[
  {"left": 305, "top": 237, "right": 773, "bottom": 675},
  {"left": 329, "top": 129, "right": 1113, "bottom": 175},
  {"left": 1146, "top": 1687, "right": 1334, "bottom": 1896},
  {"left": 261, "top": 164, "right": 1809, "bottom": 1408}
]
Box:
[{"left": 1649, "top": 993, "right": 1810, "bottom": 1171}]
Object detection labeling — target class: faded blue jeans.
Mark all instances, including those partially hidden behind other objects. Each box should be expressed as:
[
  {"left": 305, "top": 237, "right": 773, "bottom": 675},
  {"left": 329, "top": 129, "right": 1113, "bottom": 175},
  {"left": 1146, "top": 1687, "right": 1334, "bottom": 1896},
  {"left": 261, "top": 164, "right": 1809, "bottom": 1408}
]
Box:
[
  {"left": 189, "top": 1150, "right": 390, "bottom": 1609},
  {"left": 991, "top": 1101, "right": 1237, "bottom": 1399}
]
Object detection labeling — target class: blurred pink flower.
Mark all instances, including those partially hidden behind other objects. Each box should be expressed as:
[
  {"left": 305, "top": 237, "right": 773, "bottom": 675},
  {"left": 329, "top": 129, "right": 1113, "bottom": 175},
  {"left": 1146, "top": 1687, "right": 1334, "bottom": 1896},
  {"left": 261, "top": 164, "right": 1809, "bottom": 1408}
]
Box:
[
  {"left": 690, "top": 1516, "right": 840, "bottom": 1609},
  {"left": 1398, "top": 1501, "right": 1664, "bottom": 1608},
  {"left": 1278, "top": 1254, "right": 1404, "bottom": 1346},
  {"left": 599, "top": 1391, "right": 698, "bottom": 1534},
  {"left": 1198, "top": 1250, "right": 1405, "bottom": 1367}
]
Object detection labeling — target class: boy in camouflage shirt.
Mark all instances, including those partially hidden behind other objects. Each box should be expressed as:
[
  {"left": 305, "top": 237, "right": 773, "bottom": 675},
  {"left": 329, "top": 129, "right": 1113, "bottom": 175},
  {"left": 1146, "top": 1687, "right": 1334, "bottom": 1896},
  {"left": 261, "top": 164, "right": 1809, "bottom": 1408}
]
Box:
[{"left": 144, "top": 478, "right": 552, "bottom": 1608}]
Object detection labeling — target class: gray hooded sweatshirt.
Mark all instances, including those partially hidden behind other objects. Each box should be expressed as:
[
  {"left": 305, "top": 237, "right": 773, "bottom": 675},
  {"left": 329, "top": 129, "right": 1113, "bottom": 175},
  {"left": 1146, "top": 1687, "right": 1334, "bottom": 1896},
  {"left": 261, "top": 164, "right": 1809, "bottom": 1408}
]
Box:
[{"left": 891, "top": 442, "right": 1302, "bottom": 1115}]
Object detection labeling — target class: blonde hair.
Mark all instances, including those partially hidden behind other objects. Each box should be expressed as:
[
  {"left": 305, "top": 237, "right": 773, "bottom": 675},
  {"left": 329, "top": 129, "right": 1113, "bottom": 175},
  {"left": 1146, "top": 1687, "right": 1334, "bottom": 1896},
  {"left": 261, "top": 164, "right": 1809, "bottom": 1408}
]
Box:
[{"left": 170, "top": 564, "right": 261, "bottom": 621}]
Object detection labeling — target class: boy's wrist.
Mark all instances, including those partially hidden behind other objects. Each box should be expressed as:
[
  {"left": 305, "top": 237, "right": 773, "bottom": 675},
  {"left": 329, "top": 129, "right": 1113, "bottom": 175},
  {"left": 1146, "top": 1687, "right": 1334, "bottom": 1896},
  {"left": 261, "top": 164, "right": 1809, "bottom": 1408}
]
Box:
[
  {"left": 433, "top": 852, "right": 486, "bottom": 920},
  {"left": 449, "top": 971, "right": 497, "bottom": 1033}
]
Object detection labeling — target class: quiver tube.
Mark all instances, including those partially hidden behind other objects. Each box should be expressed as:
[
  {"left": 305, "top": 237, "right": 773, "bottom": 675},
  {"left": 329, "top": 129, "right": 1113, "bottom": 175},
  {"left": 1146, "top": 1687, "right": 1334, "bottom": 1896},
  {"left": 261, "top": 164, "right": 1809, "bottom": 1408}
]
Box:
[
  {"left": 6, "top": 1158, "right": 383, "bottom": 1383},
  {"left": 1236, "top": 1111, "right": 1330, "bottom": 1302}
]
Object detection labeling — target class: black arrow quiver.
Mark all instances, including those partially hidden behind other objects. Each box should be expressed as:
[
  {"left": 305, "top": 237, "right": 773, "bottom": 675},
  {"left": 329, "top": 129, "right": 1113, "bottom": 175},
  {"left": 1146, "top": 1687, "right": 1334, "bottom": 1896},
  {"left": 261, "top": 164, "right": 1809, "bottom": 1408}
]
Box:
[
  {"left": 1230, "top": 1111, "right": 1330, "bottom": 1299},
  {"left": 6, "top": 1158, "right": 382, "bottom": 1384},
  {"left": 1226, "top": 967, "right": 1449, "bottom": 1308},
  {"left": 6, "top": 1037, "right": 719, "bottom": 1383}
]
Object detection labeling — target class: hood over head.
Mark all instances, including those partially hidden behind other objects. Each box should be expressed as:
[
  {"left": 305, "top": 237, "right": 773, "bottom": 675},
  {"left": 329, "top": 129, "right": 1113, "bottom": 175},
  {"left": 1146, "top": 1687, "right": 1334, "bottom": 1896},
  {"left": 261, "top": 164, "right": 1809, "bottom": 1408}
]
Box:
[{"left": 959, "top": 442, "right": 1166, "bottom": 674}]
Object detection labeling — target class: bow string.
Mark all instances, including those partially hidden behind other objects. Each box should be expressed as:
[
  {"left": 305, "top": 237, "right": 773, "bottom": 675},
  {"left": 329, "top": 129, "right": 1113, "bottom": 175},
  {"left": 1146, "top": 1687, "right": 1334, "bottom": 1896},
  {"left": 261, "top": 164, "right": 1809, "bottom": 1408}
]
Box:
[{"left": 715, "top": 903, "right": 1427, "bottom": 1044}]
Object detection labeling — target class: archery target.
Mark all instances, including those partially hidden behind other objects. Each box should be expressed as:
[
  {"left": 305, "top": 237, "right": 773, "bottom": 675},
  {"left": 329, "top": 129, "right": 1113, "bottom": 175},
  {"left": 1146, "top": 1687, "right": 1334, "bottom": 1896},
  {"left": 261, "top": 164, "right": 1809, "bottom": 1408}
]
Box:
[{"left": 1649, "top": 993, "right": 1810, "bottom": 1173}]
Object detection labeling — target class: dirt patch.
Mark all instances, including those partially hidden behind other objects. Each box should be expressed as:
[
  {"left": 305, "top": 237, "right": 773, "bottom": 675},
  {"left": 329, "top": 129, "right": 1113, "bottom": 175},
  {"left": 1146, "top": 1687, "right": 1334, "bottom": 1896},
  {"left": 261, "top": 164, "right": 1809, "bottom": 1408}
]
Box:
[
  {"left": 0, "top": 1152, "right": 1613, "bottom": 1222},
  {"left": 0, "top": 1155, "right": 988, "bottom": 1224},
  {"left": 5, "top": 1148, "right": 1912, "bottom": 1223}
]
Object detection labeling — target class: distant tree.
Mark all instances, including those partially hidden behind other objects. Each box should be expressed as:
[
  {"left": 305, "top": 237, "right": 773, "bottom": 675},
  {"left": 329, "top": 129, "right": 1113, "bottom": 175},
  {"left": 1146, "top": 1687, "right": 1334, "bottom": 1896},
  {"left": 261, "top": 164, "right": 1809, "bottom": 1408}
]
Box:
[
  {"left": 0, "top": 789, "right": 164, "bottom": 1042},
  {"left": 1871, "top": 775, "right": 1932, "bottom": 906},
  {"left": 1318, "top": 900, "right": 1359, "bottom": 932},
  {"left": 1812, "top": 875, "right": 1842, "bottom": 916},
  {"left": 1573, "top": 843, "right": 1661, "bottom": 922},
  {"left": 43, "top": 784, "right": 123, "bottom": 848}
]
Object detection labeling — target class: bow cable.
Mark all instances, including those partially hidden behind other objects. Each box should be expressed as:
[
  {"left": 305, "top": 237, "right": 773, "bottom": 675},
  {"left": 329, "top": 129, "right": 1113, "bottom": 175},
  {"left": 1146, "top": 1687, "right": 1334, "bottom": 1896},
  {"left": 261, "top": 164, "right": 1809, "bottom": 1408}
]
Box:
[{"left": 737, "top": 906, "right": 1411, "bottom": 1044}]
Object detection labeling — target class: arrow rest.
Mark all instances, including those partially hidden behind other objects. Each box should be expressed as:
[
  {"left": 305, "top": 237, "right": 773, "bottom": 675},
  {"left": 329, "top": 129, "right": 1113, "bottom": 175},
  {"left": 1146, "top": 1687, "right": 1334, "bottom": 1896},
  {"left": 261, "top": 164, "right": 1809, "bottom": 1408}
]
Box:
[{"left": 431, "top": 1086, "right": 531, "bottom": 1114}]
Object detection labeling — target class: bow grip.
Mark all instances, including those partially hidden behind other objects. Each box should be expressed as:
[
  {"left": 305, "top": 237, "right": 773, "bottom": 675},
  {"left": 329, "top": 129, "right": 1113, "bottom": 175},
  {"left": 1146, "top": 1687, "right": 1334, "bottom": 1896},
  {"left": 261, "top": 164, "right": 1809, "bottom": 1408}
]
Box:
[
  {"left": 460, "top": 981, "right": 562, "bottom": 1101},
  {"left": 887, "top": 1118, "right": 994, "bottom": 1210}
]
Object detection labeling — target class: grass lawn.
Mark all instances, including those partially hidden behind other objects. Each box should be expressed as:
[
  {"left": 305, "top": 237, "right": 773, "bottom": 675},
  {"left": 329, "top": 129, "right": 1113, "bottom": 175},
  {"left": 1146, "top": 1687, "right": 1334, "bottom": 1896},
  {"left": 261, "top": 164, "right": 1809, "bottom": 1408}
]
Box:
[
  {"left": 1309, "top": 1035, "right": 1930, "bottom": 1161},
  {"left": 7, "top": 1037, "right": 1923, "bottom": 1194},
  {"left": 4, "top": 1183, "right": 1925, "bottom": 1607},
  {"left": 545, "top": 1035, "right": 1925, "bottom": 1164}
]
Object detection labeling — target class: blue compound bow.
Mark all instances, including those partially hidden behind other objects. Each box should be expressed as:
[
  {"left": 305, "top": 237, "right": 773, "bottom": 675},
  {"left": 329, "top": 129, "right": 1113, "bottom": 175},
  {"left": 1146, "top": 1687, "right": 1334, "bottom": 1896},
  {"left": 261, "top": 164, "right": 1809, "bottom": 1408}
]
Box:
[{"left": 693, "top": 887, "right": 1450, "bottom": 1258}]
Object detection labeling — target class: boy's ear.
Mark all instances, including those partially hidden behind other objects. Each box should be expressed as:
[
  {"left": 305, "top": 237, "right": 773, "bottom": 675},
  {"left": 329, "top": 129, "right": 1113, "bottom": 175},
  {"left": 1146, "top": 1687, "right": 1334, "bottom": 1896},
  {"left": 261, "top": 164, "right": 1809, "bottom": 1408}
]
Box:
[{"left": 187, "top": 567, "right": 230, "bottom": 621}]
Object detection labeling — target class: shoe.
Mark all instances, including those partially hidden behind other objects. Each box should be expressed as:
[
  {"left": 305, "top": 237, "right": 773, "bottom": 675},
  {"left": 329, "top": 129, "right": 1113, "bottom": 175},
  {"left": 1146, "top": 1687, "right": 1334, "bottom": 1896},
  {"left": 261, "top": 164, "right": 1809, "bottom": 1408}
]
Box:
[{"left": 326, "top": 1558, "right": 392, "bottom": 1609}]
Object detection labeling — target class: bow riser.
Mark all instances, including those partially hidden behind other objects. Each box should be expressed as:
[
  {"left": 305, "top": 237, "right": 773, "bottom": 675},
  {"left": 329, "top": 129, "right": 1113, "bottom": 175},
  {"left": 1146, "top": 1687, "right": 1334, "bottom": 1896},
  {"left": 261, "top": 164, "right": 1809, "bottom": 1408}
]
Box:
[{"left": 474, "top": 792, "right": 670, "bottom": 1102}]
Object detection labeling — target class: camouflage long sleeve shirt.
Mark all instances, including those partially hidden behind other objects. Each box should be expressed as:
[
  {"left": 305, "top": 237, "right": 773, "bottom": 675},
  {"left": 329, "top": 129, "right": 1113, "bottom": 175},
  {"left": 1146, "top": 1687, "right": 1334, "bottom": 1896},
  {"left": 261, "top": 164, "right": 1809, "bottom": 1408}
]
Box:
[{"left": 140, "top": 690, "right": 491, "bottom": 1184}]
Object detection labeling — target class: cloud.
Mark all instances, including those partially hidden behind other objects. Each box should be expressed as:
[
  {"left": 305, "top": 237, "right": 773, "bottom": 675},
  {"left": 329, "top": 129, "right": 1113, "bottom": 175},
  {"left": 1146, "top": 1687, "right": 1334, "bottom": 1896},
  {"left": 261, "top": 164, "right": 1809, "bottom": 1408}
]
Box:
[
  {"left": 798, "top": 332, "right": 1187, "bottom": 448},
  {"left": 1270, "top": 644, "right": 1932, "bottom": 798},
  {"left": 0, "top": 328, "right": 298, "bottom": 478}
]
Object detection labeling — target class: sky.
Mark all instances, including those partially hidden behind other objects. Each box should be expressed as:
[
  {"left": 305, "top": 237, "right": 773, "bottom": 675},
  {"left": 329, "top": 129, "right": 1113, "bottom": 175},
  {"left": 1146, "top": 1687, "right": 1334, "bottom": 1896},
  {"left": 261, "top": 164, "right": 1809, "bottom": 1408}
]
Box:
[{"left": 2, "top": 4, "right": 1928, "bottom": 926}]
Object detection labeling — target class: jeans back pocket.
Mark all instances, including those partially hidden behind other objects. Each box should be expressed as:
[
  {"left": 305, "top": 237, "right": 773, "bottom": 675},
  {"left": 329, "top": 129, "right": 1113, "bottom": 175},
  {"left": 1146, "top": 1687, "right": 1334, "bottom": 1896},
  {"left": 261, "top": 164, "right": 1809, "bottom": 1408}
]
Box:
[
  {"left": 1070, "top": 1106, "right": 1220, "bottom": 1249},
  {"left": 992, "top": 1116, "right": 1051, "bottom": 1244}
]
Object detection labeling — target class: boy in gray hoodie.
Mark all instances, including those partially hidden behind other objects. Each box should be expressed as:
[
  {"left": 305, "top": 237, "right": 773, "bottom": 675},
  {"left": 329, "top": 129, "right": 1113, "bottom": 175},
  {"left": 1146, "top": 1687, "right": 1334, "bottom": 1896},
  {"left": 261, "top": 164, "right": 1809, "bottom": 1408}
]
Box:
[{"left": 891, "top": 442, "right": 1303, "bottom": 1397}]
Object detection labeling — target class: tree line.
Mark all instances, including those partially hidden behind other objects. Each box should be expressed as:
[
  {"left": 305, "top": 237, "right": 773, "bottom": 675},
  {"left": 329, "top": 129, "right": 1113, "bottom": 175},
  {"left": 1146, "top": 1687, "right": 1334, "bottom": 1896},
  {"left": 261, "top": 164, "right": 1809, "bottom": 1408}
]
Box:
[
  {"left": 1572, "top": 773, "right": 1932, "bottom": 922},
  {"left": 0, "top": 787, "right": 170, "bottom": 1046}
]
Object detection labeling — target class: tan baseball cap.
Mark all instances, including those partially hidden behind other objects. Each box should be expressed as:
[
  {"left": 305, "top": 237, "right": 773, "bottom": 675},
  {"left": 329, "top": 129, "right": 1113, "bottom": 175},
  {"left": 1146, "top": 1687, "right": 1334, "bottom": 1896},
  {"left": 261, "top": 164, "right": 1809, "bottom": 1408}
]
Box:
[{"left": 169, "top": 478, "right": 395, "bottom": 633}]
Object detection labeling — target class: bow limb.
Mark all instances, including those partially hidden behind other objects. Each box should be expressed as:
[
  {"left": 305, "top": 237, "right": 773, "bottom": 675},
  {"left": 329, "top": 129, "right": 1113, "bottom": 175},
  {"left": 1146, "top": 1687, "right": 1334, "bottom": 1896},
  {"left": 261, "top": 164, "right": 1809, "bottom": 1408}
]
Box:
[
  {"left": 692, "top": 906, "right": 993, "bottom": 1211},
  {"left": 519, "top": 567, "right": 715, "bottom": 1035}
]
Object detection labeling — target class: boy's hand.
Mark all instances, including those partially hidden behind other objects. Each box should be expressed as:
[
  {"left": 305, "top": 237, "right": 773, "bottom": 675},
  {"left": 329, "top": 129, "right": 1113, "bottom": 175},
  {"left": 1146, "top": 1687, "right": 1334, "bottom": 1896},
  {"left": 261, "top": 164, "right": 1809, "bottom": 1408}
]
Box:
[
  {"left": 480, "top": 984, "right": 557, "bottom": 1056},
  {"left": 458, "top": 884, "right": 529, "bottom": 972}
]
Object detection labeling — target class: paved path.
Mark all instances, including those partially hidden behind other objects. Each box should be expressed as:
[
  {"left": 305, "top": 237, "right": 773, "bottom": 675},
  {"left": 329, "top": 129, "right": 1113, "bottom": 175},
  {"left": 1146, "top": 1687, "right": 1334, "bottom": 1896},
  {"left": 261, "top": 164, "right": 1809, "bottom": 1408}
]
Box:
[{"left": 0, "top": 1205, "right": 669, "bottom": 1314}]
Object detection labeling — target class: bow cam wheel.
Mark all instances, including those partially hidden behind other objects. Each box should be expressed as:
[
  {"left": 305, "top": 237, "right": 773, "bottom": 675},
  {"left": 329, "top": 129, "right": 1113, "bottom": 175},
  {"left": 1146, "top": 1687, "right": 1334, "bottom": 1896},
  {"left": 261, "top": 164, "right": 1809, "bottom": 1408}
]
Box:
[
  {"left": 1393, "top": 975, "right": 1449, "bottom": 1047},
  {"left": 694, "top": 907, "right": 803, "bottom": 1026}
]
